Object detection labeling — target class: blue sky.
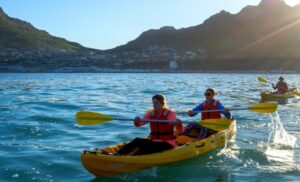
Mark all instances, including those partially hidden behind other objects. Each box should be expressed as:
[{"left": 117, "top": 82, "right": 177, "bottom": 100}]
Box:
[{"left": 0, "top": 0, "right": 299, "bottom": 50}]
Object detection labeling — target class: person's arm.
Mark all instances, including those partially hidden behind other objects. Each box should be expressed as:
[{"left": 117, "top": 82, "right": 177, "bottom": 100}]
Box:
[
  {"left": 167, "top": 110, "right": 184, "bottom": 134},
  {"left": 188, "top": 104, "right": 203, "bottom": 117},
  {"left": 216, "top": 102, "right": 232, "bottom": 119},
  {"left": 284, "top": 82, "right": 288, "bottom": 91},
  {"left": 134, "top": 112, "right": 150, "bottom": 127}
]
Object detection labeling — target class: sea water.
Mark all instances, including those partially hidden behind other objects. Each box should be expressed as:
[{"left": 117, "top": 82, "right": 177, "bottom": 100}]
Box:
[{"left": 0, "top": 73, "right": 299, "bottom": 182}]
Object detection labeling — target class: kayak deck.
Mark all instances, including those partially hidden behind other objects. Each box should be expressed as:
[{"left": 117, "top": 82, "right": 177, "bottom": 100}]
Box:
[{"left": 81, "top": 119, "right": 236, "bottom": 176}]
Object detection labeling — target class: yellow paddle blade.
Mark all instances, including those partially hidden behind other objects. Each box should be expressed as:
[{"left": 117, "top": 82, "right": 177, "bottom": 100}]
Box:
[
  {"left": 198, "top": 118, "right": 232, "bottom": 131},
  {"left": 76, "top": 111, "right": 113, "bottom": 125},
  {"left": 290, "top": 88, "right": 300, "bottom": 96},
  {"left": 248, "top": 102, "right": 277, "bottom": 114},
  {"left": 293, "top": 91, "right": 300, "bottom": 97},
  {"left": 258, "top": 76, "right": 268, "bottom": 83}
]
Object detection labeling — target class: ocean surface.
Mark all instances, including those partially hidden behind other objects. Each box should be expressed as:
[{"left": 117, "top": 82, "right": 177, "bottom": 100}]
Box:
[{"left": 0, "top": 73, "right": 299, "bottom": 182}]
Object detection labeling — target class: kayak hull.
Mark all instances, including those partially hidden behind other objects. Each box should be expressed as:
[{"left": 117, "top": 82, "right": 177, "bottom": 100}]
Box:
[
  {"left": 81, "top": 119, "right": 236, "bottom": 176},
  {"left": 260, "top": 92, "right": 294, "bottom": 104}
]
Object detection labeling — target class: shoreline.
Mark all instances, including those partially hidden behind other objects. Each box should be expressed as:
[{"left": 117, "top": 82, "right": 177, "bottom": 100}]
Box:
[
  {"left": 0, "top": 66, "right": 299, "bottom": 74},
  {"left": 0, "top": 70, "right": 299, "bottom": 74}
]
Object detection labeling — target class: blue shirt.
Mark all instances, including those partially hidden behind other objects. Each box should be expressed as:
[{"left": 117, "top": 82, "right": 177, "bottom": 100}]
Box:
[{"left": 192, "top": 99, "right": 232, "bottom": 119}]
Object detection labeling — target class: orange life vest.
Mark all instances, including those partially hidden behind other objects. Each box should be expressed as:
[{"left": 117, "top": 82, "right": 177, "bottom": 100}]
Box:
[
  {"left": 201, "top": 99, "right": 221, "bottom": 120},
  {"left": 149, "top": 109, "right": 176, "bottom": 140}
]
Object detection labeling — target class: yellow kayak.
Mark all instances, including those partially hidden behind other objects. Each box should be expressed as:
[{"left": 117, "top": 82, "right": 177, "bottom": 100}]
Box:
[
  {"left": 261, "top": 88, "right": 300, "bottom": 102},
  {"left": 81, "top": 119, "right": 236, "bottom": 176},
  {"left": 260, "top": 91, "right": 294, "bottom": 104},
  {"left": 261, "top": 92, "right": 294, "bottom": 99}
]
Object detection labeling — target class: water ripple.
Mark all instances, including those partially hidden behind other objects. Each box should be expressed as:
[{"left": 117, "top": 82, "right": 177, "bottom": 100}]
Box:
[{"left": 0, "top": 73, "right": 299, "bottom": 181}]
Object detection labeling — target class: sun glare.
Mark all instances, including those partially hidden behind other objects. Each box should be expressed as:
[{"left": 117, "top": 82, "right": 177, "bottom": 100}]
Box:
[{"left": 285, "top": 0, "right": 300, "bottom": 6}]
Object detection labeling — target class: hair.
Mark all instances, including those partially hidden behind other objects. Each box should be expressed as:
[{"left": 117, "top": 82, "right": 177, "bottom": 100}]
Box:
[
  {"left": 152, "top": 94, "right": 168, "bottom": 108},
  {"left": 206, "top": 88, "right": 217, "bottom": 96},
  {"left": 279, "top": 76, "right": 284, "bottom": 80}
]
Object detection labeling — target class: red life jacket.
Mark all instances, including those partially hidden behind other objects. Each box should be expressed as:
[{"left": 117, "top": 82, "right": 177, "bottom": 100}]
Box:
[
  {"left": 277, "top": 82, "right": 288, "bottom": 93},
  {"left": 201, "top": 99, "right": 221, "bottom": 120},
  {"left": 149, "top": 109, "right": 176, "bottom": 140}
]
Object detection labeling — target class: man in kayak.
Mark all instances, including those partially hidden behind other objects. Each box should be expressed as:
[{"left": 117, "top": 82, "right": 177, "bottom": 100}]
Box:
[
  {"left": 182, "top": 88, "right": 231, "bottom": 138},
  {"left": 272, "top": 76, "right": 288, "bottom": 94},
  {"left": 116, "top": 94, "right": 184, "bottom": 156}
]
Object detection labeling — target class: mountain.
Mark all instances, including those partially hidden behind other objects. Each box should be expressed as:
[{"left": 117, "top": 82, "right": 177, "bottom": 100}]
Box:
[
  {"left": 111, "top": 0, "right": 295, "bottom": 56},
  {"left": 0, "top": 7, "right": 82, "bottom": 50},
  {"left": 108, "top": 0, "right": 300, "bottom": 71},
  {"left": 1, "top": 0, "right": 300, "bottom": 72},
  {"left": 0, "top": 7, "right": 108, "bottom": 72}
]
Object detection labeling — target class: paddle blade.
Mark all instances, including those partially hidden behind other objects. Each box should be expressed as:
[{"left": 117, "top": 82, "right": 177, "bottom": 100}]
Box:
[
  {"left": 248, "top": 102, "right": 277, "bottom": 114},
  {"left": 293, "top": 91, "right": 300, "bottom": 97},
  {"left": 291, "top": 88, "right": 300, "bottom": 96},
  {"left": 76, "top": 111, "right": 113, "bottom": 125},
  {"left": 198, "top": 118, "right": 232, "bottom": 131},
  {"left": 258, "top": 77, "right": 268, "bottom": 83}
]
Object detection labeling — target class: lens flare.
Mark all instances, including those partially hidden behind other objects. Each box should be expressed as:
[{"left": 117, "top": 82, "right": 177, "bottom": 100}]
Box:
[{"left": 285, "top": 0, "right": 300, "bottom": 6}]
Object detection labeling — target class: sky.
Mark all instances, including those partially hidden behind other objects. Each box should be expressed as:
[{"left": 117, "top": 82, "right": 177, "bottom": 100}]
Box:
[{"left": 0, "top": 0, "right": 300, "bottom": 50}]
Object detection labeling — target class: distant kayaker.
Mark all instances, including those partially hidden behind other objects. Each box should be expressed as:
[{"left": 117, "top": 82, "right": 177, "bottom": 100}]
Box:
[
  {"left": 272, "top": 76, "right": 288, "bottom": 94},
  {"left": 116, "top": 94, "right": 184, "bottom": 156},
  {"left": 182, "top": 88, "right": 232, "bottom": 138}
]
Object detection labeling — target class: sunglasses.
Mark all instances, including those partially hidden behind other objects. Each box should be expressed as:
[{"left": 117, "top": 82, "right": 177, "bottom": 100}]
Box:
[{"left": 204, "top": 93, "right": 212, "bottom": 96}]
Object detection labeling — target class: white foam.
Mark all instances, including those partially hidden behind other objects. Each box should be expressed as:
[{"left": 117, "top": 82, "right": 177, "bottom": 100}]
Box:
[
  {"left": 268, "top": 112, "right": 296, "bottom": 148},
  {"left": 262, "top": 112, "right": 299, "bottom": 172}
]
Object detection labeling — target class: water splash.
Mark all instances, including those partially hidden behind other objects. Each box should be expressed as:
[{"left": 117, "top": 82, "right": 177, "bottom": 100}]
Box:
[
  {"left": 263, "top": 112, "right": 299, "bottom": 172},
  {"left": 218, "top": 123, "right": 238, "bottom": 159},
  {"left": 218, "top": 113, "right": 299, "bottom": 174},
  {"left": 267, "top": 112, "right": 296, "bottom": 148}
]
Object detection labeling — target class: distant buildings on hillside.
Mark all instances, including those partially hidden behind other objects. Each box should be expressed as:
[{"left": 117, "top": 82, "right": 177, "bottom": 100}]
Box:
[
  {"left": 169, "top": 60, "right": 178, "bottom": 69},
  {"left": 0, "top": 45, "right": 206, "bottom": 72}
]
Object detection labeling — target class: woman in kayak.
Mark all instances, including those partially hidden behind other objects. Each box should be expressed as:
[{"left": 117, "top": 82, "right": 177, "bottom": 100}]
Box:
[
  {"left": 182, "top": 88, "right": 231, "bottom": 138},
  {"left": 116, "top": 94, "right": 184, "bottom": 156},
  {"left": 272, "top": 76, "right": 288, "bottom": 94}
]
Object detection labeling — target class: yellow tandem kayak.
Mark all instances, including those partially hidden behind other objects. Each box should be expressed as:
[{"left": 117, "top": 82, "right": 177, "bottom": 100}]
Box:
[{"left": 81, "top": 119, "right": 236, "bottom": 176}]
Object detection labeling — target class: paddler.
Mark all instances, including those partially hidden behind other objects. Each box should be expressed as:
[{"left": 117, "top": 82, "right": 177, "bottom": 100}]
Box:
[
  {"left": 116, "top": 94, "right": 184, "bottom": 155},
  {"left": 182, "top": 88, "right": 232, "bottom": 138},
  {"left": 272, "top": 76, "right": 288, "bottom": 94}
]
